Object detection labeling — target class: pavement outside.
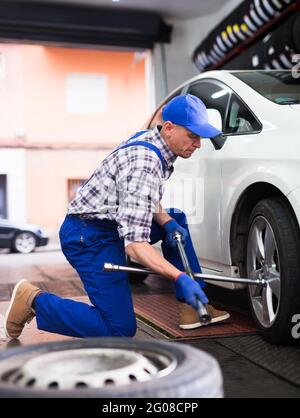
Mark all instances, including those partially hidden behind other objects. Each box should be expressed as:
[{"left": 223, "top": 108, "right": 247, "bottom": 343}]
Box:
[{"left": 0, "top": 249, "right": 300, "bottom": 398}]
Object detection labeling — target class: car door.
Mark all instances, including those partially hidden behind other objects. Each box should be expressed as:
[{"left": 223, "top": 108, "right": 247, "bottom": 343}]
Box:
[
  {"left": 185, "top": 80, "right": 262, "bottom": 273},
  {"left": 217, "top": 90, "right": 262, "bottom": 267},
  {"left": 165, "top": 80, "right": 231, "bottom": 272},
  {"left": 149, "top": 81, "right": 259, "bottom": 273}
]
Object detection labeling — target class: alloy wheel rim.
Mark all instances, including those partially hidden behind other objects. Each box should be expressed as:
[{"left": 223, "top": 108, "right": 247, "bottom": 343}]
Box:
[
  {"left": 15, "top": 233, "right": 36, "bottom": 253},
  {"left": 247, "top": 216, "right": 281, "bottom": 328}
]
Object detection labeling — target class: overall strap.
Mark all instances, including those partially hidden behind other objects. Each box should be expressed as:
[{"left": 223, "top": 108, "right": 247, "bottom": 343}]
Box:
[
  {"left": 113, "top": 139, "right": 168, "bottom": 172},
  {"left": 125, "top": 130, "right": 149, "bottom": 140}
]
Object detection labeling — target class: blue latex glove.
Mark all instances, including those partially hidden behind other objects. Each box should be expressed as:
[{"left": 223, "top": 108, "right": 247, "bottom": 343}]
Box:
[
  {"left": 163, "top": 219, "right": 189, "bottom": 248},
  {"left": 175, "top": 273, "right": 209, "bottom": 309}
]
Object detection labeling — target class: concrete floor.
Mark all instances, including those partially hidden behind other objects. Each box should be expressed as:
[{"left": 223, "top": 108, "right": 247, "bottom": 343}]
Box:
[{"left": 0, "top": 249, "right": 300, "bottom": 398}]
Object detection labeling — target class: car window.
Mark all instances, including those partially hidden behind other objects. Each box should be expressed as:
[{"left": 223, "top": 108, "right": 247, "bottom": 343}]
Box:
[
  {"left": 0, "top": 175, "right": 7, "bottom": 219},
  {"left": 187, "top": 81, "right": 230, "bottom": 131},
  {"left": 188, "top": 80, "right": 261, "bottom": 135},
  {"left": 226, "top": 94, "right": 262, "bottom": 134},
  {"left": 232, "top": 71, "right": 300, "bottom": 105}
]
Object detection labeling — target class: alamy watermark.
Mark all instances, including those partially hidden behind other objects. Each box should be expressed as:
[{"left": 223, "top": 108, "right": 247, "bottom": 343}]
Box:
[
  {"left": 113, "top": 172, "right": 205, "bottom": 225},
  {"left": 161, "top": 176, "right": 205, "bottom": 224},
  {"left": 291, "top": 314, "right": 300, "bottom": 339},
  {"left": 292, "top": 54, "right": 300, "bottom": 79}
]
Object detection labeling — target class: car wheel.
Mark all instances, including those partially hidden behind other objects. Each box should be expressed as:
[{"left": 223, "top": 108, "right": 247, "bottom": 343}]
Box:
[
  {"left": 0, "top": 338, "right": 223, "bottom": 398},
  {"left": 126, "top": 256, "right": 149, "bottom": 282},
  {"left": 12, "top": 232, "right": 37, "bottom": 254},
  {"left": 246, "top": 198, "right": 300, "bottom": 344}
]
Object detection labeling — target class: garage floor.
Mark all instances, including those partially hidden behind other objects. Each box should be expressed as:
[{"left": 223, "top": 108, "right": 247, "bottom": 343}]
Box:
[
  {"left": 133, "top": 277, "right": 300, "bottom": 398},
  {"left": 0, "top": 266, "right": 300, "bottom": 398}
]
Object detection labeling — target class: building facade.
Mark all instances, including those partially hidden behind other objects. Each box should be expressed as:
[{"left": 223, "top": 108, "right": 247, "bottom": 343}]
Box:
[{"left": 0, "top": 44, "right": 148, "bottom": 234}]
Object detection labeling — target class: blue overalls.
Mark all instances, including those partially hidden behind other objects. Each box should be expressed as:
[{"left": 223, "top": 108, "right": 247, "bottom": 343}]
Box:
[{"left": 34, "top": 138, "right": 205, "bottom": 338}]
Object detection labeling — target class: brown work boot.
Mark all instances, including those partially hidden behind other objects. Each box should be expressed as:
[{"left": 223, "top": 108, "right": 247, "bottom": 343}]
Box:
[
  {"left": 179, "top": 303, "right": 230, "bottom": 330},
  {"left": 4, "top": 280, "right": 43, "bottom": 339}
]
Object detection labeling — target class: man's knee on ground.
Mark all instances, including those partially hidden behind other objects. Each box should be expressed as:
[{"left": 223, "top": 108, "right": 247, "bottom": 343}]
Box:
[{"left": 110, "top": 318, "right": 137, "bottom": 337}]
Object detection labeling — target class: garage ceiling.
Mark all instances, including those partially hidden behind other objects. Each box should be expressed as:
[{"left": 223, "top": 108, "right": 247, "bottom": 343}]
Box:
[
  {"left": 9, "top": 0, "right": 228, "bottom": 19},
  {"left": 0, "top": 0, "right": 232, "bottom": 49}
]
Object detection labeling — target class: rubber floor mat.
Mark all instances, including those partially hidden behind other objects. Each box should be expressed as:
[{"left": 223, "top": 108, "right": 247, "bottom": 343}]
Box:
[
  {"left": 219, "top": 335, "right": 300, "bottom": 387},
  {"left": 183, "top": 338, "right": 300, "bottom": 397},
  {"left": 132, "top": 293, "right": 257, "bottom": 339}
]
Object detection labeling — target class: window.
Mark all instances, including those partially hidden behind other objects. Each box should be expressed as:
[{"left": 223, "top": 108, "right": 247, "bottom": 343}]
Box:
[
  {"left": 232, "top": 71, "right": 300, "bottom": 105},
  {"left": 66, "top": 73, "right": 107, "bottom": 114},
  {"left": 226, "top": 94, "right": 262, "bottom": 134},
  {"left": 188, "top": 79, "right": 261, "bottom": 135},
  {"left": 0, "top": 175, "right": 7, "bottom": 219},
  {"left": 67, "top": 178, "right": 87, "bottom": 202},
  {"left": 187, "top": 81, "right": 230, "bottom": 131}
]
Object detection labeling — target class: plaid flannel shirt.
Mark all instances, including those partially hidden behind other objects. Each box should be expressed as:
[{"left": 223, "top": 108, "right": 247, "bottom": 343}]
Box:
[{"left": 68, "top": 127, "right": 177, "bottom": 246}]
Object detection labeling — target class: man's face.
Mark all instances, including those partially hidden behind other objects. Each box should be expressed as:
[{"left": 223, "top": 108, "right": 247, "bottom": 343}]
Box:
[{"left": 162, "top": 122, "right": 201, "bottom": 158}]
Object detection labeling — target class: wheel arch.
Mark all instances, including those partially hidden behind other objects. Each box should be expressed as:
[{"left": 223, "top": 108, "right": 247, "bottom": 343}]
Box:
[
  {"left": 12, "top": 229, "right": 36, "bottom": 240},
  {"left": 229, "top": 182, "right": 300, "bottom": 274}
]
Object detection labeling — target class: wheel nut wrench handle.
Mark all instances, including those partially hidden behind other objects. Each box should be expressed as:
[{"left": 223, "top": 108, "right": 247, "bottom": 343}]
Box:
[{"left": 173, "top": 231, "right": 211, "bottom": 325}]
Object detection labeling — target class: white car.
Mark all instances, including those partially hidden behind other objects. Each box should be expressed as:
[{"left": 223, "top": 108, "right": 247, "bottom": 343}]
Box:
[{"left": 148, "top": 70, "right": 300, "bottom": 344}]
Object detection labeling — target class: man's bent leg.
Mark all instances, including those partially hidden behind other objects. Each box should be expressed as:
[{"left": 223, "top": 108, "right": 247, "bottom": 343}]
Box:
[
  {"left": 162, "top": 208, "right": 202, "bottom": 275},
  {"left": 150, "top": 210, "right": 230, "bottom": 328},
  {"left": 34, "top": 216, "right": 136, "bottom": 338},
  {"left": 34, "top": 293, "right": 112, "bottom": 337},
  {"left": 150, "top": 208, "right": 205, "bottom": 287}
]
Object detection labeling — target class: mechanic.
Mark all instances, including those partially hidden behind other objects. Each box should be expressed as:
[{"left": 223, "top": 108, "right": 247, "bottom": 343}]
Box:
[{"left": 5, "top": 94, "right": 230, "bottom": 340}]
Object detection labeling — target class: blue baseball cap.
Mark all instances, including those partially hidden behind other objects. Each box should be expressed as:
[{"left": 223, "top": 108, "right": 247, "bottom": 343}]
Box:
[{"left": 162, "top": 94, "right": 222, "bottom": 138}]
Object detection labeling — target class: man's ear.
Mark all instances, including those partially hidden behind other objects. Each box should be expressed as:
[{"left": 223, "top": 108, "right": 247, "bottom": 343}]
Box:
[{"left": 163, "top": 121, "right": 174, "bottom": 132}]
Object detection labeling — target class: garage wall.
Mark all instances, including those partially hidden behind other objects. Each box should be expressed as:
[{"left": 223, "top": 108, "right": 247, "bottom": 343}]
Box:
[{"left": 152, "top": 0, "right": 243, "bottom": 105}]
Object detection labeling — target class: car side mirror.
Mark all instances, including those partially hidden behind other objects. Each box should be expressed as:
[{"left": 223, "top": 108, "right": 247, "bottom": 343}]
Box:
[
  {"left": 206, "top": 109, "right": 227, "bottom": 150},
  {"left": 210, "top": 134, "right": 227, "bottom": 150}
]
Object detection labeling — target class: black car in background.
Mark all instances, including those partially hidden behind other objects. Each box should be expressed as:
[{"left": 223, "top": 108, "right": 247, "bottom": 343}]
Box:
[{"left": 0, "top": 219, "right": 48, "bottom": 254}]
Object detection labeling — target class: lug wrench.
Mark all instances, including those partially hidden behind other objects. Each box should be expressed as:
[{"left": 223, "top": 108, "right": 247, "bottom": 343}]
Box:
[
  {"left": 103, "top": 265, "right": 268, "bottom": 287},
  {"left": 172, "top": 231, "right": 211, "bottom": 325}
]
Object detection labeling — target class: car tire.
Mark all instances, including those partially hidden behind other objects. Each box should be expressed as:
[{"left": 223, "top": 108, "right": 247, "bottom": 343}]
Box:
[
  {"left": 11, "top": 232, "right": 37, "bottom": 254},
  {"left": 0, "top": 338, "right": 223, "bottom": 398},
  {"left": 126, "top": 256, "right": 149, "bottom": 282},
  {"left": 246, "top": 198, "right": 300, "bottom": 344}
]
